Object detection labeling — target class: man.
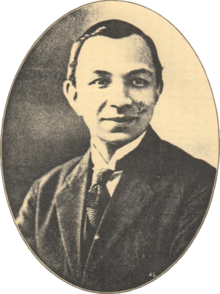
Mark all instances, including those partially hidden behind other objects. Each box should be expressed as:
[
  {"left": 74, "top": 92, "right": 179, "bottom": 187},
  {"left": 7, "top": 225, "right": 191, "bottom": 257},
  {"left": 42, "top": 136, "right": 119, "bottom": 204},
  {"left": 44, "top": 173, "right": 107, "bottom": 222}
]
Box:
[{"left": 16, "top": 20, "right": 216, "bottom": 292}]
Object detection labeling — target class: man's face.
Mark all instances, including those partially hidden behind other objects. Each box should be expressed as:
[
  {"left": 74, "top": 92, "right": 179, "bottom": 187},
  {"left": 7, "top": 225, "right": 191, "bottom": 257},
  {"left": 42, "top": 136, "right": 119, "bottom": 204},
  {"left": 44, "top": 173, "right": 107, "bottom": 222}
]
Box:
[{"left": 65, "top": 34, "right": 161, "bottom": 146}]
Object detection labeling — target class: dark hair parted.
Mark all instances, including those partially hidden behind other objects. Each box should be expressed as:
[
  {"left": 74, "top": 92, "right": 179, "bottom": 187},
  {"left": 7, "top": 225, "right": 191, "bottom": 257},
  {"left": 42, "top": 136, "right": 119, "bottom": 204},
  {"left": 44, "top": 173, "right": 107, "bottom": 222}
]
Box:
[{"left": 67, "top": 19, "right": 163, "bottom": 91}]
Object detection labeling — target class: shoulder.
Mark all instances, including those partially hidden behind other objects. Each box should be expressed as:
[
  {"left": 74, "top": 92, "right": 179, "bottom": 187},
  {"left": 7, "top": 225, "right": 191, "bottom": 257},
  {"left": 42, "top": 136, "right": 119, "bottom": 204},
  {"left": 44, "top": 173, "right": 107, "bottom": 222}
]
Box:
[
  {"left": 34, "top": 155, "right": 82, "bottom": 194},
  {"left": 16, "top": 155, "right": 85, "bottom": 229},
  {"left": 160, "top": 138, "right": 216, "bottom": 187},
  {"left": 160, "top": 138, "right": 216, "bottom": 173},
  {"left": 145, "top": 127, "right": 216, "bottom": 183}
]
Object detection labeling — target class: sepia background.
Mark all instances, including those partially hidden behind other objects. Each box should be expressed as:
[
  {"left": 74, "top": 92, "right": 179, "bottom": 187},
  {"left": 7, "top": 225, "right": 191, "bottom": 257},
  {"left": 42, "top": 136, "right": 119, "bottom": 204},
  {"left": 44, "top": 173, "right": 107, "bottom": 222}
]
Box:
[{"left": 1, "top": 0, "right": 219, "bottom": 219}]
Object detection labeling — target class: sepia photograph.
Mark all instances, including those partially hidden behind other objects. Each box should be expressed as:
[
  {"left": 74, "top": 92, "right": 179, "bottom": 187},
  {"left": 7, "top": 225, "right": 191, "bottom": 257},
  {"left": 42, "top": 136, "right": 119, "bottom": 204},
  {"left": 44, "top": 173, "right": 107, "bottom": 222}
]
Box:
[{"left": 1, "top": 0, "right": 219, "bottom": 293}]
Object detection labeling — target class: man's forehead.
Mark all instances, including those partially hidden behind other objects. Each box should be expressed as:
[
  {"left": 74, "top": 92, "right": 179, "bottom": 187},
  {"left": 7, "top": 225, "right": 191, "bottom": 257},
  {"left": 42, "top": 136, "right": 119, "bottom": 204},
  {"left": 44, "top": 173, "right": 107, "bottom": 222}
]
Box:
[{"left": 76, "top": 34, "right": 155, "bottom": 74}]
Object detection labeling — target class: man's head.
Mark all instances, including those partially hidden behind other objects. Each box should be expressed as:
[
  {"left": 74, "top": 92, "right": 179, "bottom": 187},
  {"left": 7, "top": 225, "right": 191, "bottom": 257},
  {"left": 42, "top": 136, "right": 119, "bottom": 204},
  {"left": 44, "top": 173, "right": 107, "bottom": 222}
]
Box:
[{"left": 64, "top": 19, "right": 163, "bottom": 146}]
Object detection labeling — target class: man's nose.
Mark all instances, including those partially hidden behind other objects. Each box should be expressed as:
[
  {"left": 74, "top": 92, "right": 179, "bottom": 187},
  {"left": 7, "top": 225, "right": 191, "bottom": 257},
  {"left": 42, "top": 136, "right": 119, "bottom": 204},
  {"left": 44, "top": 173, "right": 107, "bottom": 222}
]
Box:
[{"left": 107, "top": 83, "right": 133, "bottom": 109}]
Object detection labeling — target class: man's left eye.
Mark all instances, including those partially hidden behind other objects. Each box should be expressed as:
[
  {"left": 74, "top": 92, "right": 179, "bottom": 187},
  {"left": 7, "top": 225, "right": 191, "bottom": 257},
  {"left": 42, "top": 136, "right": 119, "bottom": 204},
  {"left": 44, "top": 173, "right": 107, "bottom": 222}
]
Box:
[{"left": 131, "top": 78, "right": 148, "bottom": 87}]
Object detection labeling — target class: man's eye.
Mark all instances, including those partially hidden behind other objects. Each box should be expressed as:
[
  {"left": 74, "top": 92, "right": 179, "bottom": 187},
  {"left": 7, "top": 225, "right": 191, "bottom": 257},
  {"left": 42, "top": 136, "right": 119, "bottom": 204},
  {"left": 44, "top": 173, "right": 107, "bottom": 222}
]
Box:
[
  {"left": 131, "top": 78, "right": 148, "bottom": 87},
  {"left": 89, "top": 78, "right": 110, "bottom": 87}
]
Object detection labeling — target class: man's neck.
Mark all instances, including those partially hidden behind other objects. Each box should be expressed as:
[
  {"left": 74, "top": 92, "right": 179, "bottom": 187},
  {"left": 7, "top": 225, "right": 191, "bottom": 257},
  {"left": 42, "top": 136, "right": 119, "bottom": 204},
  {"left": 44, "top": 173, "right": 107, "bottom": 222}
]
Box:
[
  {"left": 101, "top": 143, "right": 118, "bottom": 163},
  {"left": 91, "top": 138, "right": 125, "bottom": 163},
  {"left": 91, "top": 132, "right": 147, "bottom": 164}
]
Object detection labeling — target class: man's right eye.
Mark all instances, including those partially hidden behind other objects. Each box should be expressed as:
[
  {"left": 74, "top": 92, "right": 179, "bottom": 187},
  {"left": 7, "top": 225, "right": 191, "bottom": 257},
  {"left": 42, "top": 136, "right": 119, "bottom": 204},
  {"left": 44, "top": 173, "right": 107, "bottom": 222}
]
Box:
[{"left": 89, "top": 78, "right": 110, "bottom": 88}]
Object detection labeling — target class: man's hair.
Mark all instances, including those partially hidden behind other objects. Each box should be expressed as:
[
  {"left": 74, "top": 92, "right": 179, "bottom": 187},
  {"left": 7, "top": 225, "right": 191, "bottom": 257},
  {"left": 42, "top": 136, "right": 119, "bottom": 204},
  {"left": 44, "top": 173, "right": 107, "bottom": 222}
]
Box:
[{"left": 67, "top": 19, "right": 163, "bottom": 91}]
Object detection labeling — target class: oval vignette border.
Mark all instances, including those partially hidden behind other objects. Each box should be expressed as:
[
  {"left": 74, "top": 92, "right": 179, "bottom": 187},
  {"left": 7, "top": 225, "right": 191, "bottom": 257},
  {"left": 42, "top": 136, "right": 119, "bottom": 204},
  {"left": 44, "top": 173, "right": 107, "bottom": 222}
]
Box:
[{"left": 1, "top": 0, "right": 219, "bottom": 293}]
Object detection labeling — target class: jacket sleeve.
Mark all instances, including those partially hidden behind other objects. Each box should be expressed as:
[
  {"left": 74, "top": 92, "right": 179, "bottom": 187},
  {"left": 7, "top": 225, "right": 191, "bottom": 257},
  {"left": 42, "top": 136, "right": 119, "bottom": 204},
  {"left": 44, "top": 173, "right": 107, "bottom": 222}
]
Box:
[
  {"left": 16, "top": 180, "right": 39, "bottom": 253},
  {"left": 169, "top": 166, "right": 216, "bottom": 261}
]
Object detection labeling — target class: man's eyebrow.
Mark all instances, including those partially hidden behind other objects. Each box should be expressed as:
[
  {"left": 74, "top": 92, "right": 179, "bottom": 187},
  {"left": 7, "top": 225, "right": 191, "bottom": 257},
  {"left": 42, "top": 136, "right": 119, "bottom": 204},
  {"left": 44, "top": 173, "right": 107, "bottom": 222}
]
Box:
[
  {"left": 92, "top": 68, "right": 153, "bottom": 77},
  {"left": 126, "top": 68, "right": 153, "bottom": 76},
  {"left": 93, "top": 70, "right": 112, "bottom": 76}
]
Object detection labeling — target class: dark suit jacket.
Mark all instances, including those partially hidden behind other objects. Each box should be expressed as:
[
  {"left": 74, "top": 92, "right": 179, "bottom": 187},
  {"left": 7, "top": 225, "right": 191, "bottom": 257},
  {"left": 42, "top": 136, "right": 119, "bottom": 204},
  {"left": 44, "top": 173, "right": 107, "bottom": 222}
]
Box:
[{"left": 16, "top": 126, "right": 216, "bottom": 292}]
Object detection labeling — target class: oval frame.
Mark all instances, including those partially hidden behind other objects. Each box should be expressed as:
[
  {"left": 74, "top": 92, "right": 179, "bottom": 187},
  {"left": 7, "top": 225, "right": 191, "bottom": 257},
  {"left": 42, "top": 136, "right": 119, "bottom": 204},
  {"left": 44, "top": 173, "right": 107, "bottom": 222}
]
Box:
[{"left": 1, "top": 0, "right": 218, "bottom": 293}]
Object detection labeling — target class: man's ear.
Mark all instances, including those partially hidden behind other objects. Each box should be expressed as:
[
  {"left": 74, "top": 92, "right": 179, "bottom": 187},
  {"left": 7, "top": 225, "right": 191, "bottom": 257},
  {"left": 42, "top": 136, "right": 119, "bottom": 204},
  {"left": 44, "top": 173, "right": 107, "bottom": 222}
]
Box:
[
  {"left": 63, "top": 80, "right": 82, "bottom": 116},
  {"left": 155, "top": 80, "right": 164, "bottom": 102}
]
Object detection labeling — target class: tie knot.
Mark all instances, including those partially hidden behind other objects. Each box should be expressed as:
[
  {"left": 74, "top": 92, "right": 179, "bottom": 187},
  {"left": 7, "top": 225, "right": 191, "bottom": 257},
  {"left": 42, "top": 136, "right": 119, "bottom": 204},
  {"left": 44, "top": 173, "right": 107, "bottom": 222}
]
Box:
[{"left": 95, "top": 169, "right": 114, "bottom": 185}]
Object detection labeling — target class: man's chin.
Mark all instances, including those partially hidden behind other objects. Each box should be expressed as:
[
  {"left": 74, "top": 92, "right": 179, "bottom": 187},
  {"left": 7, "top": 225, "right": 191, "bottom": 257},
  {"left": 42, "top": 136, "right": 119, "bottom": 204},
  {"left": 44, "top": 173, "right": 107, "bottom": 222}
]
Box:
[{"left": 98, "top": 132, "right": 137, "bottom": 147}]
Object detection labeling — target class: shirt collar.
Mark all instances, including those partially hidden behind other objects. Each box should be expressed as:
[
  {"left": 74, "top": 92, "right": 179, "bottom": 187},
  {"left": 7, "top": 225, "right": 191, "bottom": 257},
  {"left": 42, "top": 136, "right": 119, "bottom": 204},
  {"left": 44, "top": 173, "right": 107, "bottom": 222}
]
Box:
[{"left": 91, "top": 131, "right": 147, "bottom": 172}]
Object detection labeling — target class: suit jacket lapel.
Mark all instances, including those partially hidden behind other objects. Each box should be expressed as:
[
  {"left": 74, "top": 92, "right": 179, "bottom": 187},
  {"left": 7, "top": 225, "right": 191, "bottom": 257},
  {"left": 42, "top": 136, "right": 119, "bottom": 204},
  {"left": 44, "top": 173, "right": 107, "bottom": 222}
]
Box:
[
  {"left": 85, "top": 126, "right": 164, "bottom": 266},
  {"left": 96, "top": 169, "right": 156, "bottom": 250},
  {"left": 55, "top": 149, "right": 91, "bottom": 281}
]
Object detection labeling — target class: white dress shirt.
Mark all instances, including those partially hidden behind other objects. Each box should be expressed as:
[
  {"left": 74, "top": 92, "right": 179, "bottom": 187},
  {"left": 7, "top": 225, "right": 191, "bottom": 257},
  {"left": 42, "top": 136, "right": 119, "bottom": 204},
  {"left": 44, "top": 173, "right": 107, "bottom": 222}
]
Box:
[{"left": 90, "top": 131, "right": 146, "bottom": 197}]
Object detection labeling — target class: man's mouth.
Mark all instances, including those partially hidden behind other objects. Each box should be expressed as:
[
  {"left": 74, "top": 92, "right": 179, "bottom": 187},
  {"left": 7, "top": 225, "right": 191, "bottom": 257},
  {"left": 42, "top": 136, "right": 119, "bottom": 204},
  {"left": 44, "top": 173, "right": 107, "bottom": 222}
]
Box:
[{"left": 101, "top": 116, "right": 138, "bottom": 123}]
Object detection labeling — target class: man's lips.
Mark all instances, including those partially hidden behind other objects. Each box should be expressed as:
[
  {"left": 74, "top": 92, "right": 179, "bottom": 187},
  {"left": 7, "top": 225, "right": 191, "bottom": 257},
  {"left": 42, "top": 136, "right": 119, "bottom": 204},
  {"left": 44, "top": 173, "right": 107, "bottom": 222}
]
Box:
[{"left": 101, "top": 116, "right": 138, "bottom": 123}]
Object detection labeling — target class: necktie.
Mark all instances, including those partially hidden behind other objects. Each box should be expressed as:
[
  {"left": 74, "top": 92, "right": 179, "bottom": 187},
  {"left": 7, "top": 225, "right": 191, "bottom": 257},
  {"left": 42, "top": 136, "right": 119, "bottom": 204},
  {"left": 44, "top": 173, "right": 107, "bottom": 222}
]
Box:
[{"left": 86, "top": 169, "right": 113, "bottom": 230}]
